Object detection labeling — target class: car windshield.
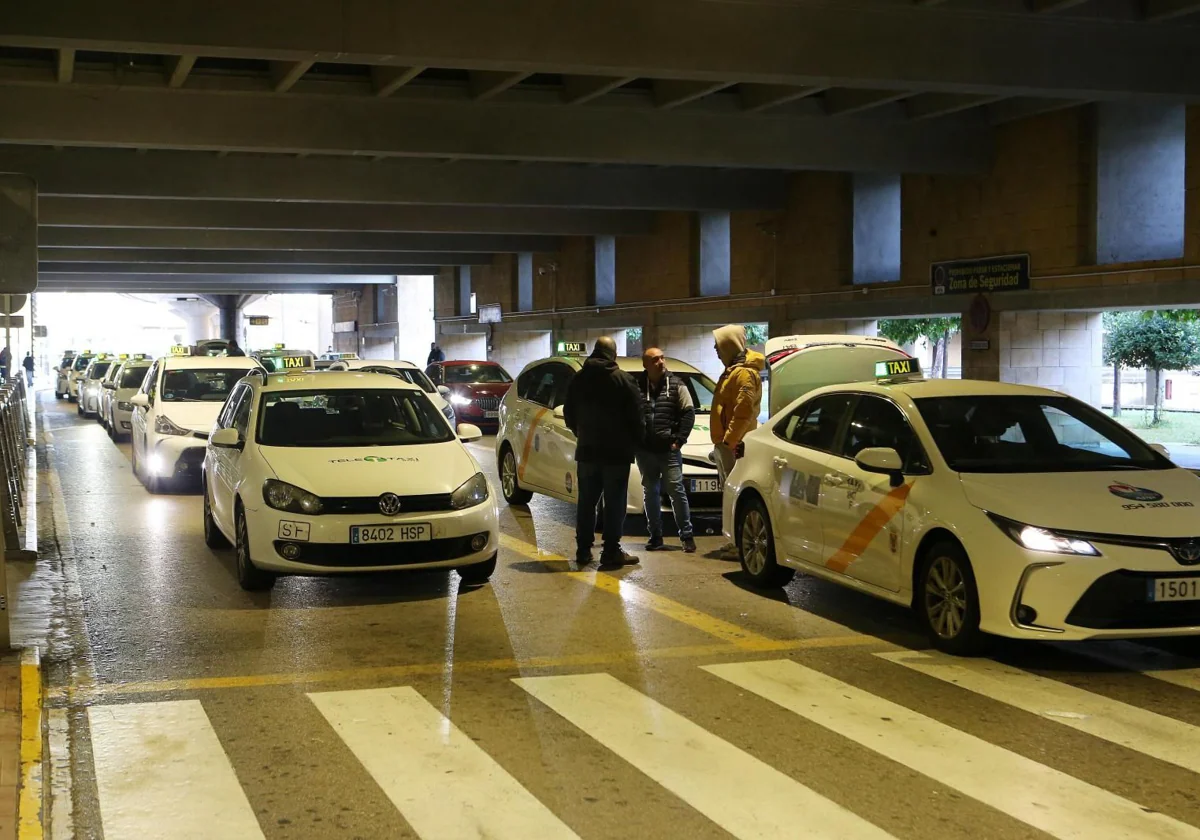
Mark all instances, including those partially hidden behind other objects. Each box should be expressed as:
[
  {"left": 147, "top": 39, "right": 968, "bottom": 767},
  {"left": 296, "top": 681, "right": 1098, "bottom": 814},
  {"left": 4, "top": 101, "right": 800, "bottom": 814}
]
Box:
[
  {"left": 121, "top": 366, "right": 150, "bottom": 388},
  {"left": 257, "top": 389, "right": 455, "bottom": 447},
  {"left": 87, "top": 362, "right": 111, "bottom": 380},
  {"left": 363, "top": 367, "right": 436, "bottom": 394},
  {"left": 444, "top": 364, "right": 511, "bottom": 385},
  {"left": 161, "top": 369, "right": 248, "bottom": 403},
  {"left": 676, "top": 372, "right": 717, "bottom": 414},
  {"left": 59, "top": 356, "right": 73, "bottom": 369},
  {"left": 915, "top": 395, "right": 1170, "bottom": 473},
  {"left": 72, "top": 356, "right": 92, "bottom": 372}
]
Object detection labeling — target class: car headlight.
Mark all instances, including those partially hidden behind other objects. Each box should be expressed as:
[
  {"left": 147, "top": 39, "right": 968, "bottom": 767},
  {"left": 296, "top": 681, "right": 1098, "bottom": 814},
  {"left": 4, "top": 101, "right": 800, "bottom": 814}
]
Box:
[
  {"left": 450, "top": 472, "right": 489, "bottom": 510},
  {"left": 118, "top": 401, "right": 135, "bottom": 411},
  {"left": 154, "top": 414, "right": 190, "bottom": 436},
  {"left": 442, "top": 404, "right": 456, "bottom": 422},
  {"left": 989, "top": 514, "right": 1099, "bottom": 556},
  {"left": 262, "top": 479, "right": 324, "bottom": 515},
  {"left": 449, "top": 393, "right": 472, "bottom": 406}
]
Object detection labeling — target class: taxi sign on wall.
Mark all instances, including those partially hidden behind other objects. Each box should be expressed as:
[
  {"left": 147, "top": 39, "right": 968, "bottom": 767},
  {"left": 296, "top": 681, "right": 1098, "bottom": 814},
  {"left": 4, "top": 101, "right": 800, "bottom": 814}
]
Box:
[{"left": 875, "top": 358, "right": 922, "bottom": 379}]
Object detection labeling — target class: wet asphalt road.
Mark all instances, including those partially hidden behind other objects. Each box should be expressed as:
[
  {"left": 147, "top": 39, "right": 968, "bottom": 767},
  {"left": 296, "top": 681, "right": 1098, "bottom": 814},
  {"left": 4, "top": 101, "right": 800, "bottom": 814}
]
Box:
[{"left": 29, "top": 390, "right": 1200, "bottom": 840}]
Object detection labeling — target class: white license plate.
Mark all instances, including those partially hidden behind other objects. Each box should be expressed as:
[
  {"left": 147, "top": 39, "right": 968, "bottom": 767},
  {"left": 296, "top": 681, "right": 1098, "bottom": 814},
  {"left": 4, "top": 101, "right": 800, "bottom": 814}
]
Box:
[
  {"left": 689, "top": 478, "right": 722, "bottom": 493},
  {"left": 350, "top": 523, "right": 431, "bottom": 544},
  {"left": 484, "top": 411, "right": 499, "bottom": 419},
  {"left": 1148, "top": 578, "right": 1200, "bottom": 602}
]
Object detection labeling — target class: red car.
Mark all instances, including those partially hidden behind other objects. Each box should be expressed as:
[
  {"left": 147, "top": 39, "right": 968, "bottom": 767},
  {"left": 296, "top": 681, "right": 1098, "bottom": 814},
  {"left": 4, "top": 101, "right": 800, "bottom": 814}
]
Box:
[{"left": 426, "top": 360, "right": 513, "bottom": 432}]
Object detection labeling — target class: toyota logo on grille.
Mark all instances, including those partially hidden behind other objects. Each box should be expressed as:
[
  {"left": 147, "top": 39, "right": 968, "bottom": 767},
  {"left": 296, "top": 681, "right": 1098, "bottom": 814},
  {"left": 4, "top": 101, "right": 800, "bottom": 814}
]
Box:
[
  {"left": 378, "top": 493, "right": 402, "bottom": 516},
  {"left": 1173, "top": 541, "right": 1200, "bottom": 565}
]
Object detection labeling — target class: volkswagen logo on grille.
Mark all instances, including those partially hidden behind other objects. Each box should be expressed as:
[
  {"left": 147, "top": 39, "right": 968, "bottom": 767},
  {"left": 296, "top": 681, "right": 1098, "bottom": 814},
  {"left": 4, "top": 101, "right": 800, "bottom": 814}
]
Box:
[
  {"left": 1173, "top": 540, "right": 1200, "bottom": 565},
  {"left": 378, "top": 493, "right": 402, "bottom": 516}
]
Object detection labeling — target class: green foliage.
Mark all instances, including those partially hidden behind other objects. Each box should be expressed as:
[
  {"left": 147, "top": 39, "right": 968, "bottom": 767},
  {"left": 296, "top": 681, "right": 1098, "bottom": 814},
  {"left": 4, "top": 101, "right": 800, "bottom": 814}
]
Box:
[
  {"left": 1105, "top": 313, "right": 1200, "bottom": 372},
  {"left": 745, "top": 324, "right": 768, "bottom": 347},
  {"left": 878, "top": 317, "right": 961, "bottom": 346},
  {"left": 625, "top": 326, "right": 643, "bottom": 344}
]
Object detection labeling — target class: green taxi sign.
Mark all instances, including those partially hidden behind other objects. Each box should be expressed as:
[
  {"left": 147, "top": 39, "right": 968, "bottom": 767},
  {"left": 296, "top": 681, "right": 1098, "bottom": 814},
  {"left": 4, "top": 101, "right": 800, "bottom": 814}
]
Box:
[
  {"left": 875, "top": 358, "right": 921, "bottom": 380},
  {"left": 557, "top": 341, "right": 586, "bottom": 355}
]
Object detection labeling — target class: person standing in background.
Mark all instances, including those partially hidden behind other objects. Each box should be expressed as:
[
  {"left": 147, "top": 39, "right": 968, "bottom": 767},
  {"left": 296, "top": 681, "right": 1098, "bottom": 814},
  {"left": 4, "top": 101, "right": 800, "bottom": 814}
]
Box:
[
  {"left": 22, "top": 351, "right": 34, "bottom": 385},
  {"left": 710, "top": 325, "right": 764, "bottom": 483},
  {"left": 634, "top": 347, "right": 697, "bottom": 554},
  {"left": 427, "top": 342, "right": 446, "bottom": 366},
  {"left": 0, "top": 345, "right": 11, "bottom": 381}
]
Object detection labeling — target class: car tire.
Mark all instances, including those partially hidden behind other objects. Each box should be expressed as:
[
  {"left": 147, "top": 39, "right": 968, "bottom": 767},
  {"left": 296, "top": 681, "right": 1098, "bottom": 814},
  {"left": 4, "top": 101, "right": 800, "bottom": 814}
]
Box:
[
  {"left": 235, "top": 506, "right": 275, "bottom": 591},
  {"left": 203, "top": 481, "right": 231, "bottom": 549},
  {"left": 457, "top": 553, "right": 498, "bottom": 585},
  {"left": 737, "top": 496, "right": 795, "bottom": 588},
  {"left": 916, "top": 540, "right": 986, "bottom": 656},
  {"left": 499, "top": 446, "right": 533, "bottom": 505}
]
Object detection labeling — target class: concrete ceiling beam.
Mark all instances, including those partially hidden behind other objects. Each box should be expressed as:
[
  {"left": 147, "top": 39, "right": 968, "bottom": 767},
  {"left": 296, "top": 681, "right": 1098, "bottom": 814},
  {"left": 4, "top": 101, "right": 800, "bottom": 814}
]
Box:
[
  {"left": 1143, "top": 0, "right": 1200, "bottom": 19},
  {"left": 1, "top": 0, "right": 1194, "bottom": 98},
  {"left": 38, "top": 197, "right": 655, "bottom": 236},
  {"left": 739, "top": 84, "right": 824, "bottom": 114},
  {"left": 39, "top": 227, "right": 562, "bottom": 253},
  {"left": 269, "top": 59, "right": 314, "bottom": 93},
  {"left": 469, "top": 70, "right": 531, "bottom": 101},
  {"left": 38, "top": 280, "right": 375, "bottom": 293},
  {"left": 561, "top": 74, "right": 637, "bottom": 105},
  {"left": 987, "top": 96, "right": 1087, "bottom": 124},
  {"left": 823, "top": 89, "right": 912, "bottom": 116},
  {"left": 1027, "top": 0, "right": 1090, "bottom": 12},
  {"left": 653, "top": 80, "right": 734, "bottom": 109},
  {"left": 164, "top": 54, "right": 196, "bottom": 88},
  {"left": 905, "top": 92, "right": 1006, "bottom": 120},
  {"left": 38, "top": 248, "right": 495, "bottom": 266},
  {"left": 0, "top": 83, "right": 992, "bottom": 173},
  {"left": 39, "top": 261, "right": 441, "bottom": 275},
  {"left": 372, "top": 65, "right": 424, "bottom": 97},
  {"left": 55, "top": 47, "right": 74, "bottom": 84}
]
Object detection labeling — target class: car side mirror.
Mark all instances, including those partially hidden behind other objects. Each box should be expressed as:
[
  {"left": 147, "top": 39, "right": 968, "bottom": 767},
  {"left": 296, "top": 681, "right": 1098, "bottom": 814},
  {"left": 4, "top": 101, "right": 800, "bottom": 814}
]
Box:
[
  {"left": 130, "top": 393, "right": 149, "bottom": 409},
  {"left": 855, "top": 447, "right": 905, "bottom": 487},
  {"left": 210, "top": 427, "right": 244, "bottom": 450},
  {"left": 457, "top": 423, "right": 484, "bottom": 443},
  {"left": 1150, "top": 443, "right": 1172, "bottom": 460},
  {"left": 102, "top": 381, "right": 115, "bottom": 390},
  {"left": 553, "top": 405, "right": 566, "bottom": 420},
  {"left": 438, "top": 385, "right": 451, "bottom": 398}
]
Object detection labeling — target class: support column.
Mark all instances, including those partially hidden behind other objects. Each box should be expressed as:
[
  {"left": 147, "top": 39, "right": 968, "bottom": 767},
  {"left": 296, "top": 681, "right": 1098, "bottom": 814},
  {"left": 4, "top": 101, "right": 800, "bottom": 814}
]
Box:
[
  {"left": 960, "top": 296, "right": 1000, "bottom": 382},
  {"left": 219, "top": 303, "right": 239, "bottom": 342}
]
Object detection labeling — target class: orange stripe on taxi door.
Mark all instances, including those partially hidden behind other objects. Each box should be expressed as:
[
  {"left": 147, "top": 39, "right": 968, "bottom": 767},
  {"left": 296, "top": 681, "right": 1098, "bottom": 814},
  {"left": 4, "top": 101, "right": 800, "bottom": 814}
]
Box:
[
  {"left": 517, "top": 407, "right": 550, "bottom": 482},
  {"left": 825, "top": 482, "right": 913, "bottom": 574}
]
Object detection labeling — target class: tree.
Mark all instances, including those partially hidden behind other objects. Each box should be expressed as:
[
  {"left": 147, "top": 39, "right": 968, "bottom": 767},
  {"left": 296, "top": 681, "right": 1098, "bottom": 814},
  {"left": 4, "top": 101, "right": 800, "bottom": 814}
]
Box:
[
  {"left": 878, "top": 317, "right": 961, "bottom": 378},
  {"left": 745, "top": 324, "right": 768, "bottom": 347},
  {"left": 1105, "top": 312, "right": 1200, "bottom": 425}
]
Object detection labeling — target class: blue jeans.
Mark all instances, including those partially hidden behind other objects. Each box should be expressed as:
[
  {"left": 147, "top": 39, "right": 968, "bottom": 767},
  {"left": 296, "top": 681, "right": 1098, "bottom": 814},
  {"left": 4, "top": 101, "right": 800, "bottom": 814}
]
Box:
[
  {"left": 636, "top": 449, "right": 693, "bottom": 540},
  {"left": 576, "top": 462, "right": 630, "bottom": 555}
]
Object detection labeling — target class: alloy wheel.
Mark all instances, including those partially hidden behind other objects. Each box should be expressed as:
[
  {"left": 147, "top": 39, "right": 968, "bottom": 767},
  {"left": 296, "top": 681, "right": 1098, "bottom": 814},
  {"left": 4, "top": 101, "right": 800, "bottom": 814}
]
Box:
[
  {"left": 924, "top": 555, "right": 967, "bottom": 639},
  {"left": 741, "top": 509, "right": 769, "bottom": 575},
  {"left": 501, "top": 452, "right": 517, "bottom": 498}
]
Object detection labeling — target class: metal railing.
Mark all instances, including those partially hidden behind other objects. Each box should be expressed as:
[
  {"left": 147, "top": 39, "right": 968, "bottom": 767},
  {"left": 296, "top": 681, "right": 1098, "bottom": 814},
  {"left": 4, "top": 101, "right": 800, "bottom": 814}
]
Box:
[{"left": 0, "top": 376, "right": 32, "bottom": 553}]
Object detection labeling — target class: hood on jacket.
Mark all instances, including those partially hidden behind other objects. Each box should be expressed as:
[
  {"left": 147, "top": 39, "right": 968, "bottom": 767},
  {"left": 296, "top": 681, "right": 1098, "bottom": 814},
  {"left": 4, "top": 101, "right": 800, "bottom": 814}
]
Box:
[{"left": 713, "top": 325, "right": 747, "bottom": 367}]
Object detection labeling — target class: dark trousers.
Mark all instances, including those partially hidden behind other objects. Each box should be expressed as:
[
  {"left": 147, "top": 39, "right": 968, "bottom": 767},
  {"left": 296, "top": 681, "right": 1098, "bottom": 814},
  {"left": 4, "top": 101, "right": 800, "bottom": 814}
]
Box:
[{"left": 575, "top": 461, "right": 630, "bottom": 555}]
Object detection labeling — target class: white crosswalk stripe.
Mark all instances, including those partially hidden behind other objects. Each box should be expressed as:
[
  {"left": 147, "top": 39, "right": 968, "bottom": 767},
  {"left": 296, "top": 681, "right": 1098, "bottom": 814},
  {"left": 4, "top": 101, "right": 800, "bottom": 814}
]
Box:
[
  {"left": 514, "top": 671, "right": 896, "bottom": 840},
  {"left": 309, "top": 686, "right": 579, "bottom": 840},
  {"left": 704, "top": 659, "right": 1200, "bottom": 840},
  {"left": 1066, "top": 641, "right": 1200, "bottom": 692},
  {"left": 87, "top": 699, "right": 264, "bottom": 840},
  {"left": 879, "top": 650, "right": 1200, "bottom": 775}
]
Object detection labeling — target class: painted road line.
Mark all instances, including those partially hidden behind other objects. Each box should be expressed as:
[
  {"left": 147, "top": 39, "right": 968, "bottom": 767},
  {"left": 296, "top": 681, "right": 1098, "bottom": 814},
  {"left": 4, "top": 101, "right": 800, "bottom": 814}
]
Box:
[
  {"left": 1065, "top": 641, "right": 1200, "bottom": 693},
  {"left": 310, "top": 686, "right": 579, "bottom": 840},
  {"left": 880, "top": 650, "right": 1200, "bottom": 774},
  {"left": 18, "top": 648, "right": 42, "bottom": 840},
  {"left": 704, "top": 660, "right": 1200, "bottom": 840},
  {"left": 87, "top": 699, "right": 264, "bottom": 839},
  {"left": 514, "top": 672, "right": 896, "bottom": 840}
]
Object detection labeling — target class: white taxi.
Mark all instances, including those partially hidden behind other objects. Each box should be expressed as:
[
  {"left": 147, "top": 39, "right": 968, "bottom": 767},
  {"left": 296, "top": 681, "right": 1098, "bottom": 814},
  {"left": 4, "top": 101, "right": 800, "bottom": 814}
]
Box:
[
  {"left": 725, "top": 348, "right": 1200, "bottom": 654},
  {"left": 130, "top": 351, "right": 265, "bottom": 492},
  {"left": 64, "top": 352, "right": 96, "bottom": 402},
  {"left": 496, "top": 345, "right": 722, "bottom": 516},
  {"left": 53, "top": 351, "right": 76, "bottom": 400},
  {"left": 77, "top": 354, "right": 116, "bottom": 418},
  {"left": 102, "top": 357, "right": 152, "bottom": 440},
  {"left": 201, "top": 371, "right": 498, "bottom": 591},
  {"left": 325, "top": 358, "right": 456, "bottom": 425}
]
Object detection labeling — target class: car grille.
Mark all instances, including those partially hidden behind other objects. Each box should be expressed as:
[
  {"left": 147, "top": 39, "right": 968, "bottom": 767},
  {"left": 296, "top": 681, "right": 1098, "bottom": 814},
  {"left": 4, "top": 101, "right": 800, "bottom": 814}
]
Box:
[
  {"left": 474, "top": 397, "right": 500, "bottom": 412},
  {"left": 272, "top": 534, "right": 484, "bottom": 567},
  {"left": 1065, "top": 570, "right": 1200, "bottom": 629},
  {"left": 322, "top": 494, "right": 455, "bottom": 515},
  {"left": 1063, "top": 531, "right": 1200, "bottom": 567}
]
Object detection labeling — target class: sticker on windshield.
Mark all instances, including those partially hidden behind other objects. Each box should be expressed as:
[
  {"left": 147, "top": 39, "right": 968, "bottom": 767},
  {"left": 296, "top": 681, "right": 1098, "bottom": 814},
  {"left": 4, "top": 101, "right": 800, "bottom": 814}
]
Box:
[{"left": 1108, "top": 483, "right": 1163, "bottom": 503}]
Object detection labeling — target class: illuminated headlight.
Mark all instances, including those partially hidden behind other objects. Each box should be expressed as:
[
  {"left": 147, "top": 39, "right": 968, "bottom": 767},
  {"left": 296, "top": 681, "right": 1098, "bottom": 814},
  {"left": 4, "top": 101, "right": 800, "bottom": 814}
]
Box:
[
  {"left": 989, "top": 514, "right": 1099, "bottom": 556},
  {"left": 154, "top": 414, "right": 190, "bottom": 436},
  {"left": 263, "top": 479, "right": 323, "bottom": 515},
  {"left": 118, "top": 401, "right": 135, "bottom": 412},
  {"left": 442, "top": 404, "right": 456, "bottom": 422},
  {"left": 147, "top": 453, "right": 167, "bottom": 476},
  {"left": 450, "top": 472, "right": 489, "bottom": 510},
  {"left": 449, "top": 394, "right": 472, "bottom": 407}
]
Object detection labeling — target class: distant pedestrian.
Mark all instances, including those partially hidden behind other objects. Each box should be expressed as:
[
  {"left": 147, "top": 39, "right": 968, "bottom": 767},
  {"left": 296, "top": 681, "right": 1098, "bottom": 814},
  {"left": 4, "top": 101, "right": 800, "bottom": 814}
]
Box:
[
  {"left": 22, "top": 351, "right": 33, "bottom": 386},
  {"left": 427, "top": 342, "right": 446, "bottom": 366},
  {"left": 634, "top": 347, "right": 697, "bottom": 554},
  {"left": 226, "top": 340, "right": 246, "bottom": 357},
  {"left": 564, "top": 337, "right": 644, "bottom": 569},
  {"left": 0, "top": 345, "right": 11, "bottom": 381},
  {"left": 710, "top": 325, "right": 764, "bottom": 483}
]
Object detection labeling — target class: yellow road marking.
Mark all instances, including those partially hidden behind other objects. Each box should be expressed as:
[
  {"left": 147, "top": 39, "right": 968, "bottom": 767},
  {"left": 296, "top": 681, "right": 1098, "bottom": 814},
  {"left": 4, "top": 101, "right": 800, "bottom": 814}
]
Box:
[
  {"left": 18, "top": 648, "right": 43, "bottom": 840},
  {"left": 826, "top": 482, "right": 913, "bottom": 574}
]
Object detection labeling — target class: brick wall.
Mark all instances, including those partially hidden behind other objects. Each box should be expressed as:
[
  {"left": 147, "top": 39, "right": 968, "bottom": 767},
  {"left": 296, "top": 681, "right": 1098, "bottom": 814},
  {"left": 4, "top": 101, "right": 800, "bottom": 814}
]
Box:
[
  {"left": 439, "top": 333, "right": 488, "bottom": 361},
  {"left": 731, "top": 211, "right": 778, "bottom": 296},
  {"left": 470, "top": 254, "right": 518, "bottom": 314},
  {"left": 775, "top": 172, "right": 853, "bottom": 294},
  {"left": 555, "top": 237, "right": 594, "bottom": 309},
  {"left": 1000, "top": 311, "right": 1104, "bottom": 404}
]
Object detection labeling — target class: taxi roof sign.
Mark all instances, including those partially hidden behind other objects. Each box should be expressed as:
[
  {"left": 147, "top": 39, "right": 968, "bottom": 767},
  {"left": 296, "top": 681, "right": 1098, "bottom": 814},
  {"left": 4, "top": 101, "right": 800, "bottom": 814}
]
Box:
[
  {"left": 557, "top": 341, "right": 587, "bottom": 356},
  {"left": 169, "top": 345, "right": 191, "bottom": 356},
  {"left": 875, "top": 357, "right": 922, "bottom": 381}
]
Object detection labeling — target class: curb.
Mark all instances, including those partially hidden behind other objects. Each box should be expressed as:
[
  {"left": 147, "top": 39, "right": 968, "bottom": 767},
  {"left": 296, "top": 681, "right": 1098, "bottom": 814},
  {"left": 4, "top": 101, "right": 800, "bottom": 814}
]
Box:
[{"left": 17, "top": 648, "right": 41, "bottom": 840}]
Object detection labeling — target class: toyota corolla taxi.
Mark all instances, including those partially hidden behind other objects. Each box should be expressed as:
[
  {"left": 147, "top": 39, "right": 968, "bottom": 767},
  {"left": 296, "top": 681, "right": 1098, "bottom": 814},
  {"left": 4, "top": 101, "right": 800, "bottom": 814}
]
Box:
[
  {"left": 130, "top": 351, "right": 265, "bottom": 492},
  {"left": 496, "top": 344, "right": 722, "bottom": 516},
  {"left": 201, "top": 371, "right": 498, "bottom": 591},
  {"left": 326, "top": 358, "right": 456, "bottom": 425},
  {"left": 725, "top": 350, "right": 1200, "bottom": 654}
]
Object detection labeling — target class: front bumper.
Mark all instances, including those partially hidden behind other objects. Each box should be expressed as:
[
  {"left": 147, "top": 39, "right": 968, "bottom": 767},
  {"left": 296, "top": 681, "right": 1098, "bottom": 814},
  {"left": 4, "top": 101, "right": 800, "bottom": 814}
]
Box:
[
  {"left": 147, "top": 433, "right": 208, "bottom": 481},
  {"left": 247, "top": 499, "right": 500, "bottom": 574},
  {"left": 112, "top": 407, "right": 134, "bottom": 432},
  {"left": 81, "top": 389, "right": 101, "bottom": 413}
]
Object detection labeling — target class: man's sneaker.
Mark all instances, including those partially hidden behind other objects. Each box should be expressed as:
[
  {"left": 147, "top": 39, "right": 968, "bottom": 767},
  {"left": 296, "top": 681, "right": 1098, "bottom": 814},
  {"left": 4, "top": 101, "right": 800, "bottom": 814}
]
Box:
[
  {"left": 646, "top": 536, "right": 665, "bottom": 551},
  {"left": 681, "top": 537, "right": 697, "bottom": 554},
  {"left": 574, "top": 550, "right": 593, "bottom": 568},
  {"left": 598, "top": 548, "right": 640, "bottom": 570}
]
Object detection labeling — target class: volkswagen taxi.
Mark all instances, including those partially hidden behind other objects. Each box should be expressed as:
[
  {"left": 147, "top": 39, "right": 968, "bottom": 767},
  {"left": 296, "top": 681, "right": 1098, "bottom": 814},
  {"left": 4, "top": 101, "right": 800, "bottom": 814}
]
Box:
[
  {"left": 201, "top": 371, "right": 498, "bottom": 591},
  {"left": 53, "top": 351, "right": 76, "bottom": 399},
  {"left": 64, "top": 351, "right": 96, "bottom": 401},
  {"left": 725, "top": 344, "right": 1200, "bottom": 654},
  {"left": 325, "top": 358, "right": 456, "bottom": 425},
  {"left": 77, "top": 354, "right": 115, "bottom": 418},
  {"left": 495, "top": 343, "right": 723, "bottom": 516},
  {"left": 130, "top": 349, "right": 265, "bottom": 492},
  {"left": 102, "top": 356, "right": 152, "bottom": 440}
]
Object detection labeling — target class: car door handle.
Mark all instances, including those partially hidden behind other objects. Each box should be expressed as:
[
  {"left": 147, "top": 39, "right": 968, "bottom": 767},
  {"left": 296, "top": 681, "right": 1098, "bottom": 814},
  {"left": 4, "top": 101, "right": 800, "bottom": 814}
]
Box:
[
  {"left": 823, "top": 474, "right": 844, "bottom": 487},
  {"left": 772, "top": 457, "right": 788, "bottom": 468}
]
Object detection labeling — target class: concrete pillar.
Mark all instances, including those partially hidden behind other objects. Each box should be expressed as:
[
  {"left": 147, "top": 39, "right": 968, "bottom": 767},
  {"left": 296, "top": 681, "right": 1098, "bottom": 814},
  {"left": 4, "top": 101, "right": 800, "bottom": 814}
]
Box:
[
  {"left": 852, "top": 173, "right": 901, "bottom": 285},
  {"left": 961, "top": 299, "right": 1000, "bottom": 382},
  {"left": 517, "top": 253, "right": 534, "bottom": 312},
  {"left": 698, "top": 212, "right": 731, "bottom": 297},
  {"left": 219, "top": 303, "right": 239, "bottom": 342},
  {"left": 594, "top": 236, "right": 616, "bottom": 307}
]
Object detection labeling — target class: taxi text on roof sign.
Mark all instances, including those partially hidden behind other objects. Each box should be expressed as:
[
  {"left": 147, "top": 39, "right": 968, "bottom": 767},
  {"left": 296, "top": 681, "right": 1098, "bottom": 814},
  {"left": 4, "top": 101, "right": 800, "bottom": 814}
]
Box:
[
  {"left": 281, "top": 356, "right": 314, "bottom": 370},
  {"left": 557, "top": 341, "right": 586, "bottom": 355},
  {"left": 875, "top": 358, "right": 922, "bottom": 379},
  {"left": 170, "top": 345, "right": 191, "bottom": 356}
]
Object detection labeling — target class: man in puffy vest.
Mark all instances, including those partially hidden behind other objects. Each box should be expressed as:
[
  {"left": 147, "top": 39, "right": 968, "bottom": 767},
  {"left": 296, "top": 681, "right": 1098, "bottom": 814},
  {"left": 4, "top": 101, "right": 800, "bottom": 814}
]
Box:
[
  {"left": 634, "top": 347, "right": 697, "bottom": 553},
  {"left": 711, "top": 324, "right": 764, "bottom": 483}
]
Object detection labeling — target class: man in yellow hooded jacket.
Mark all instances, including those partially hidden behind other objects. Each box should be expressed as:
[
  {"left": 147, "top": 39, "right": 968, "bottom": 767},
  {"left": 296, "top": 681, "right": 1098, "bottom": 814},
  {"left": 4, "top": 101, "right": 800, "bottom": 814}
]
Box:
[{"left": 710, "top": 324, "right": 765, "bottom": 483}]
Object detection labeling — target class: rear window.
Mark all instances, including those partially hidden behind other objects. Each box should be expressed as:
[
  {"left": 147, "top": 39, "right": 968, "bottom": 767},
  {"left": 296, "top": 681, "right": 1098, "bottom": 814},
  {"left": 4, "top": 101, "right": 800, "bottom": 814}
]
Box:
[
  {"left": 87, "top": 362, "right": 111, "bottom": 380},
  {"left": 73, "top": 356, "right": 92, "bottom": 371},
  {"left": 444, "top": 364, "right": 511, "bottom": 385}
]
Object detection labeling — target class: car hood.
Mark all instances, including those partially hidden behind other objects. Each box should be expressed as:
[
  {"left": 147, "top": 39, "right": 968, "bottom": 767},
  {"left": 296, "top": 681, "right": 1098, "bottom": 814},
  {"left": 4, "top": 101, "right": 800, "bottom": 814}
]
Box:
[
  {"left": 158, "top": 402, "right": 225, "bottom": 433},
  {"left": 959, "top": 469, "right": 1200, "bottom": 537},
  {"left": 258, "top": 441, "right": 478, "bottom": 497},
  {"left": 450, "top": 383, "right": 511, "bottom": 399}
]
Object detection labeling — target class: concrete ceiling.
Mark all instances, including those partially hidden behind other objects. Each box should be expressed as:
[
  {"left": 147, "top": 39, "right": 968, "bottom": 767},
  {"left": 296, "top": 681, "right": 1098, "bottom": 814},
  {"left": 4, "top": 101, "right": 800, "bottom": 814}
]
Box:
[{"left": 1, "top": 0, "right": 1197, "bottom": 294}]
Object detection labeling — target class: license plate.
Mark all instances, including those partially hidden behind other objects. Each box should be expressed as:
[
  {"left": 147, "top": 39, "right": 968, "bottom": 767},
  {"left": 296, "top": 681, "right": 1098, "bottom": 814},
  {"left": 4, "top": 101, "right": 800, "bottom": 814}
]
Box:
[
  {"left": 689, "top": 478, "right": 722, "bottom": 493},
  {"left": 1148, "top": 578, "right": 1200, "bottom": 602},
  {"left": 484, "top": 411, "right": 499, "bottom": 419},
  {"left": 350, "top": 523, "right": 431, "bottom": 544}
]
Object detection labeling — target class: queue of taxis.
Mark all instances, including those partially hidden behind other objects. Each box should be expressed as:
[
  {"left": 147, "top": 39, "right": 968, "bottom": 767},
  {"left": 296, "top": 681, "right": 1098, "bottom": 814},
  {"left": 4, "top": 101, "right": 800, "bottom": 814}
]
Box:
[
  {"left": 201, "top": 369, "right": 498, "bottom": 590},
  {"left": 725, "top": 335, "right": 1200, "bottom": 654},
  {"left": 58, "top": 350, "right": 97, "bottom": 402},
  {"left": 100, "top": 355, "right": 153, "bottom": 439},
  {"left": 77, "top": 354, "right": 116, "bottom": 417},
  {"left": 496, "top": 342, "right": 722, "bottom": 516},
  {"left": 326, "top": 358, "right": 457, "bottom": 425}
]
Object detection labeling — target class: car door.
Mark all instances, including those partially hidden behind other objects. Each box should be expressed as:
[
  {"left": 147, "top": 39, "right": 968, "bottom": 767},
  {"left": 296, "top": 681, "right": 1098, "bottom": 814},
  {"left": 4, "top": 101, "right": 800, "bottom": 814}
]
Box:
[
  {"left": 213, "top": 385, "right": 252, "bottom": 526},
  {"left": 539, "top": 365, "right": 579, "bottom": 501},
  {"left": 765, "top": 393, "right": 856, "bottom": 566},
  {"left": 520, "top": 363, "right": 574, "bottom": 494},
  {"left": 820, "top": 394, "right": 928, "bottom": 592},
  {"left": 131, "top": 361, "right": 160, "bottom": 460}
]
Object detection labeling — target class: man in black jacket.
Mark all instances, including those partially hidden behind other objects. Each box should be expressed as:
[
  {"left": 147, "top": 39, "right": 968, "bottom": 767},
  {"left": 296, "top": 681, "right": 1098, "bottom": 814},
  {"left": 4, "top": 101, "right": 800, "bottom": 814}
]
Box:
[
  {"left": 563, "top": 337, "right": 644, "bottom": 569},
  {"left": 635, "top": 347, "right": 697, "bottom": 553}
]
